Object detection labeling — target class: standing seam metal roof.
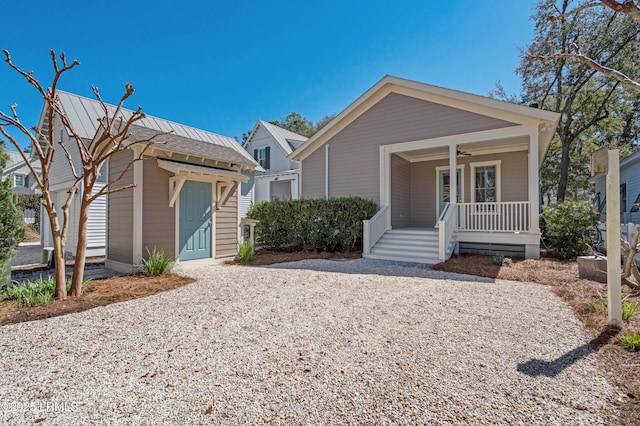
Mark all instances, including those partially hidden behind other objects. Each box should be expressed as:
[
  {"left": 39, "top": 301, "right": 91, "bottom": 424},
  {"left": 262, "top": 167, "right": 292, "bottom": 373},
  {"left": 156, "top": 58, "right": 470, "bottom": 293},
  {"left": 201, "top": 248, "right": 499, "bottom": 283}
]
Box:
[{"left": 55, "top": 91, "right": 258, "bottom": 166}]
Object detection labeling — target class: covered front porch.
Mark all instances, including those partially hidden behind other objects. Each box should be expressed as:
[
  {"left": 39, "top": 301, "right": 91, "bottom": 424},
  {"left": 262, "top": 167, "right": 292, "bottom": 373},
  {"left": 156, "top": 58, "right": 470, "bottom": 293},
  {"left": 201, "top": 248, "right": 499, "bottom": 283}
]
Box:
[{"left": 363, "top": 125, "right": 544, "bottom": 264}]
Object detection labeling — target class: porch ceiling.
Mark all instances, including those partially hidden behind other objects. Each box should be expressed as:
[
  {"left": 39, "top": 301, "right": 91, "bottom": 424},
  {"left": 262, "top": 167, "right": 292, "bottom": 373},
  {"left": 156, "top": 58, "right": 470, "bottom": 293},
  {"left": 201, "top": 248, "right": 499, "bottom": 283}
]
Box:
[{"left": 396, "top": 135, "right": 529, "bottom": 162}]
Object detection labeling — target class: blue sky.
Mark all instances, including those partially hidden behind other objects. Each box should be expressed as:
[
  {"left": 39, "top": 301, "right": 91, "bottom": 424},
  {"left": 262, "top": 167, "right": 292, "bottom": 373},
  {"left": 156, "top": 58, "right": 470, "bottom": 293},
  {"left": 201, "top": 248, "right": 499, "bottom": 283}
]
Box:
[{"left": 1, "top": 1, "right": 537, "bottom": 151}]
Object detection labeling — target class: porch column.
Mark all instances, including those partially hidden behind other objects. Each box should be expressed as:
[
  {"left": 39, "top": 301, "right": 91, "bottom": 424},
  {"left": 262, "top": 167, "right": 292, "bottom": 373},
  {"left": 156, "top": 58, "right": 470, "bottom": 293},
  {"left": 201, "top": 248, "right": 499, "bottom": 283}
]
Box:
[
  {"left": 449, "top": 144, "right": 457, "bottom": 206},
  {"left": 528, "top": 129, "right": 540, "bottom": 235}
]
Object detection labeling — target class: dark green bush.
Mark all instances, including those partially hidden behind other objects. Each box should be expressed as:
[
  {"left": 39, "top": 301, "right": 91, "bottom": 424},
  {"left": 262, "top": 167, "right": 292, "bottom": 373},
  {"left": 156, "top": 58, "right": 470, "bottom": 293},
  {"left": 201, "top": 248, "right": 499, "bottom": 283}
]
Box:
[
  {"left": 247, "top": 197, "right": 378, "bottom": 251},
  {"left": 13, "top": 193, "right": 41, "bottom": 232},
  {"left": 540, "top": 201, "right": 599, "bottom": 259}
]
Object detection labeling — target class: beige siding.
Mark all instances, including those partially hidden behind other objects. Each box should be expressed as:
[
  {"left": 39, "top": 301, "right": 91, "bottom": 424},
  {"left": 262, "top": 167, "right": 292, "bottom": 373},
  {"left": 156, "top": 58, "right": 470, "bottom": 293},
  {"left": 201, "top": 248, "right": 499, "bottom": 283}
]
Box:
[
  {"left": 391, "top": 154, "right": 411, "bottom": 228},
  {"left": 301, "top": 147, "right": 325, "bottom": 198},
  {"left": 409, "top": 151, "right": 529, "bottom": 228},
  {"left": 107, "top": 150, "right": 134, "bottom": 264},
  {"left": 301, "top": 92, "right": 516, "bottom": 202},
  {"left": 215, "top": 188, "right": 238, "bottom": 258},
  {"left": 142, "top": 159, "right": 176, "bottom": 259}
]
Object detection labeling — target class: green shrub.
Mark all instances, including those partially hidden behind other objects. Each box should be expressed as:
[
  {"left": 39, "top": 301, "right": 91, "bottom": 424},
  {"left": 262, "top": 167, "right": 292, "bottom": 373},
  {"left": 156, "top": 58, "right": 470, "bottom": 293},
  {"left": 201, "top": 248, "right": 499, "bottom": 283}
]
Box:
[
  {"left": 620, "top": 331, "right": 640, "bottom": 352},
  {"left": 540, "top": 201, "right": 599, "bottom": 259},
  {"left": 493, "top": 255, "right": 512, "bottom": 266},
  {"left": 237, "top": 240, "right": 254, "bottom": 262},
  {"left": 139, "top": 248, "right": 174, "bottom": 276},
  {"left": 13, "top": 193, "right": 41, "bottom": 233},
  {"left": 0, "top": 275, "right": 72, "bottom": 307},
  {"left": 622, "top": 296, "right": 638, "bottom": 322},
  {"left": 247, "top": 197, "right": 378, "bottom": 252}
]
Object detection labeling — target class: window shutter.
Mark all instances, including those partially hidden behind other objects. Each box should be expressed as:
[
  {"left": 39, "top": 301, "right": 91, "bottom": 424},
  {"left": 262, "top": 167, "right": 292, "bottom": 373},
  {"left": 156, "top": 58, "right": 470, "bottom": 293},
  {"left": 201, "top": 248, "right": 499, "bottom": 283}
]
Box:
[
  {"left": 265, "top": 146, "right": 270, "bottom": 169},
  {"left": 253, "top": 149, "right": 258, "bottom": 161}
]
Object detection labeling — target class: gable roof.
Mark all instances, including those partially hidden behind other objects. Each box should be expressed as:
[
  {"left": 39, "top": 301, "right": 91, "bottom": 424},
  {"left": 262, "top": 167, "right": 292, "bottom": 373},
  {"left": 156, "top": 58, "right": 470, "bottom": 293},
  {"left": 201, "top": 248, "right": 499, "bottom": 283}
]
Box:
[
  {"left": 289, "top": 75, "right": 560, "bottom": 167},
  {"left": 245, "top": 120, "right": 308, "bottom": 156},
  {"left": 38, "top": 91, "right": 258, "bottom": 168}
]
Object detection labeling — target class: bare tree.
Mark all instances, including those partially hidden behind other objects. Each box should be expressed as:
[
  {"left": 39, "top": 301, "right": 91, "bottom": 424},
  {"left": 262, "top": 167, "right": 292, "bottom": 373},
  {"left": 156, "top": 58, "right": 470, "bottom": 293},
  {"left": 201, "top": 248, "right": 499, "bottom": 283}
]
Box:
[
  {"left": 0, "top": 50, "right": 163, "bottom": 298},
  {"left": 527, "top": 0, "right": 640, "bottom": 92}
]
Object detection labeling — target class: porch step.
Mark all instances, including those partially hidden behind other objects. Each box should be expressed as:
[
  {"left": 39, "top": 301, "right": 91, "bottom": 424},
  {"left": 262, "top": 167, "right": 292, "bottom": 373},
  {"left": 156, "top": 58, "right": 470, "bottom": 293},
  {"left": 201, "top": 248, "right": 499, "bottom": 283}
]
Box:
[{"left": 366, "top": 228, "right": 443, "bottom": 264}]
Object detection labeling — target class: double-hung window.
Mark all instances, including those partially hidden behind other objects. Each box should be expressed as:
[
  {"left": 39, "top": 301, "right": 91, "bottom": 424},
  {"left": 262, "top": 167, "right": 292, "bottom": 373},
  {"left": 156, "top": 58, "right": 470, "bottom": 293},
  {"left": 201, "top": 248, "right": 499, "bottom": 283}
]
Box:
[
  {"left": 253, "top": 147, "right": 270, "bottom": 170},
  {"left": 471, "top": 161, "right": 501, "bottom": 204}
]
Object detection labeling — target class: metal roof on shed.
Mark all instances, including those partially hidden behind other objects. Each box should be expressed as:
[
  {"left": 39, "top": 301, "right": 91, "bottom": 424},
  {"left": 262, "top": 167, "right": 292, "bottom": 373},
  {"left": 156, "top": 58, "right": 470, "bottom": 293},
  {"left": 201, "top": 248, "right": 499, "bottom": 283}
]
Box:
[{"left": 55, "top": 91, "right": 257, "bottom": 166}]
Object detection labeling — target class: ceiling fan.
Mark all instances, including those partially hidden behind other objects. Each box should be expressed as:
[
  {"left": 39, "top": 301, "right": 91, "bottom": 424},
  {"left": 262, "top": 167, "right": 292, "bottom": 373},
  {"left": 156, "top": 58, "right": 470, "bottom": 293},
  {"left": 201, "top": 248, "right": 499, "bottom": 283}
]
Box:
[{"left": 456, "top": 149, "right": 472, "bottom": 156}]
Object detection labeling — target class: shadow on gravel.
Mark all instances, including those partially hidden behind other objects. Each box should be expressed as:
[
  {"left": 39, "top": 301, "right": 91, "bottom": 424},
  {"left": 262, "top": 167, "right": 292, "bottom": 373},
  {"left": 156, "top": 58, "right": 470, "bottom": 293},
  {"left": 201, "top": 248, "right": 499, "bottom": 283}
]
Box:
[
  {"left": 517, "top": 326, "right": 621, "bottom": 377},
  {"left": 264, "top": 258, "right": 495, "bottom": 283}
]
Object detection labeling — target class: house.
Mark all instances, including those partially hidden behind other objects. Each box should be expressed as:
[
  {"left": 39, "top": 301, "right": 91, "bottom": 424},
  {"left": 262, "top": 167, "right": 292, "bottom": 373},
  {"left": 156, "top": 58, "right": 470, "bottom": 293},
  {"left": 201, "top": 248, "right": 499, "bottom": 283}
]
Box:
[
  {"left": 37, "top": 91, "right": 260, "bottom": 270},
  {"left": 592, "top": 149, "right": 640, "bottom": 225},
  {"left": 289, "top": 76, "right": 560, "bottom": 263},
  {"left": 240, "top": 120, "right": 307, "bottom": 217},
  {"left": 1, "top": 150, "right": 40, "bottom": 195}
]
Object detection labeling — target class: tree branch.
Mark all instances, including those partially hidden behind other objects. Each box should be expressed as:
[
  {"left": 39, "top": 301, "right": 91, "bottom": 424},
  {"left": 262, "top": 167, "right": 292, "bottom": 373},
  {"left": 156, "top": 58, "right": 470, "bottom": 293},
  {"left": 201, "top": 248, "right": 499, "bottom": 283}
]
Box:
[
  {"left": 600, "top": 0, "right": 640, "bottom": 23},
  {"left": 526, "top": 43, "right": 640, "bottom": 92}
]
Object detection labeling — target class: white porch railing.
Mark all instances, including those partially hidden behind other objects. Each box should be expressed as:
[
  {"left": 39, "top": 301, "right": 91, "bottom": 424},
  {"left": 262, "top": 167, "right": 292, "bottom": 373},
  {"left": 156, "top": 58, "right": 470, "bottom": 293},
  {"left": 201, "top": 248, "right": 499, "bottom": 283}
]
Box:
[
  {"left": 363, "top": 205, "right": 389, "bottom": 255},
  {"left": 457, "top": 201, "right": 530, "bottom": 232},
  {"left": 436, "top": 203, "right": 457, "bottom": 260}
]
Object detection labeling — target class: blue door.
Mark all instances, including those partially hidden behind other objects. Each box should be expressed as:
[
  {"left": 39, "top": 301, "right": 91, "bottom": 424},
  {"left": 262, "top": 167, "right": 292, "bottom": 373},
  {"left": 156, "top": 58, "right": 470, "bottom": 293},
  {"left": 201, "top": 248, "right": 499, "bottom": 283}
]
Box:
[{"left": 179, "top": 181, "right": 212, "bottom": 261}]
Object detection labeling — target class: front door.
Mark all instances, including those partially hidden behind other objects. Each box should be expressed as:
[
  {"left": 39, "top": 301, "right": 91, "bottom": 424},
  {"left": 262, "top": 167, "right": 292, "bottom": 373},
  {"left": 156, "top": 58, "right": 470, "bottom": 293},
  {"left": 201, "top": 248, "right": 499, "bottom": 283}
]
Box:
[
  {"left": 179, "top": 180, "right": 212, "bottom": 261},
  {"left": 438, "top": 169, "right": 462, "bottom": 218}
]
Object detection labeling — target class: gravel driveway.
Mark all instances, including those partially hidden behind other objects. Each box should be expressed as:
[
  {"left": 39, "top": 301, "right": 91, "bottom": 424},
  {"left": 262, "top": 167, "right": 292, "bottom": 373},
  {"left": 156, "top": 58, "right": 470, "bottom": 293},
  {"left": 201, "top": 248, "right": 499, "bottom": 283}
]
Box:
[{"left": 0, "top": 259, "right": 618, "bottom": 424}]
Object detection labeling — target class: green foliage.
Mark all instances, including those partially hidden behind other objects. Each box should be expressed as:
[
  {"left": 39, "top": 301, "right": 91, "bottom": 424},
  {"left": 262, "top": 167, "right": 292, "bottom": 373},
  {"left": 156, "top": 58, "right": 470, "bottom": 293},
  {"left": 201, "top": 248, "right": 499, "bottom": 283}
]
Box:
[
  {"left": 269, "top": 112, "right": 336, "bottom": 138},
  {"left": 13, "top": 193, "right": 41, "bottom": 232},
  {"left": 519, "top": 1, "right": 640, "bottom": 202},
  {"left": 0, "top": 145, "right": 25, "bottom": 265},
  {"left": 0, "top": 275, "right": 72, "bottom": 307},
  {"left": 622, "top": 296, "right": 638, "bottom": 322},
  {"left": 587, "top": 292, "right": 637, "bottom": 322},
  {"left": 620, "top": 331, "right": 640, "bottom": 352},
  {"left": 237, "top": 241, "right": 254, "bottom": 262},
  {"left": 588, "top": 291, "right": 608, "bottom": 314},
  {"left": 493, "top": 255, "right": 512, "bottom": 266},
  {"left": 541, "top": 201, "right": 599, "bottom": 259},
  {"left": 139, "top": 247, "right": 174, "bottom": 276},
  {"left": 247, "top": 197, "right": 378, "bottom": 252}
]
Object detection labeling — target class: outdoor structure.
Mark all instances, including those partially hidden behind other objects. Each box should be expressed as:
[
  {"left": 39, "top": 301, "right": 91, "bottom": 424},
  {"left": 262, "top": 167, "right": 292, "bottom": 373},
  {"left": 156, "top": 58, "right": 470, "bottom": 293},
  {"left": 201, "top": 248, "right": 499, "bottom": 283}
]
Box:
[
  {"left": 1, "top": 150, "right": 40, "bottom": 195},
  {"left": 38, "top": 92, "right": 259, "bottom": 269},
  {"left": 592, "top": 149, "right": 640, "bottom": 225},
  {"left": 240, "top": 120, "right": 307, "bottom": 217},
  {"left": 290, "top": 76, "right": 560, "bottom": 263}
]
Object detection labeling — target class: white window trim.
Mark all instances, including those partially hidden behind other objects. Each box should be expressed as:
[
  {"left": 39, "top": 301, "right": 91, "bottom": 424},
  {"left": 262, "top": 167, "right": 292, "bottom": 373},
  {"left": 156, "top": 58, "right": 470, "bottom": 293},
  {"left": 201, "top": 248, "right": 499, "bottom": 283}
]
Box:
[
  {"left": 435, "top": 165, "right": 465, "bottom": 221},
  {"left": 257, "top": 147, "right": 268, "bottom": 169},
  {"left": 470, "top": 160, "right": 501, "bottom": 203}
]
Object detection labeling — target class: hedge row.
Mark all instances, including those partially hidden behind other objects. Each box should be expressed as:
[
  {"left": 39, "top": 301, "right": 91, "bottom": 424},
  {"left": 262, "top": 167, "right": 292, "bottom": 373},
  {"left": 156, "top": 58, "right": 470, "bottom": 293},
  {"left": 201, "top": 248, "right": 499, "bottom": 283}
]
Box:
[{"left": 247, "top": 197, "right": 378, "bottom": 252}]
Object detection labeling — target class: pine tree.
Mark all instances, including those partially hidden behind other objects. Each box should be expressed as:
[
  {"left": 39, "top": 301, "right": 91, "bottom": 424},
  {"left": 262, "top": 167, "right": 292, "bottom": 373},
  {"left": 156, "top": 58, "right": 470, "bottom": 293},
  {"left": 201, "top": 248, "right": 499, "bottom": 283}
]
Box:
[{"left": 0, "top": 143, "right": 25, "bottom": 286}]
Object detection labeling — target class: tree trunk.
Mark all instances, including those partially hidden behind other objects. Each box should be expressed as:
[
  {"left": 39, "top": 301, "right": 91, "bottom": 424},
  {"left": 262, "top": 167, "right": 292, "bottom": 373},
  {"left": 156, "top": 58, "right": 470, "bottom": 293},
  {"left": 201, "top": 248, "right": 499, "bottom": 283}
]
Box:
[
  {"left": 556, "top": 136, "right": 571, "bottom": 202},
  {"left": 70, "top": 195, "right": 90, "bottom": 296},
  {"left": 43, "top": 195, "right": 67, "bottom": 300}
]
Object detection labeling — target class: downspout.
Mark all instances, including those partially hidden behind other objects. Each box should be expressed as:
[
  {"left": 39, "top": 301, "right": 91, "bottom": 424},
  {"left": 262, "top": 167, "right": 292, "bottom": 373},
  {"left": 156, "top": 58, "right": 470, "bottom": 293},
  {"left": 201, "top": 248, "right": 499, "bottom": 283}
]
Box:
[{"left": 325, "top": 144, "right": 329, "bottom": 200}]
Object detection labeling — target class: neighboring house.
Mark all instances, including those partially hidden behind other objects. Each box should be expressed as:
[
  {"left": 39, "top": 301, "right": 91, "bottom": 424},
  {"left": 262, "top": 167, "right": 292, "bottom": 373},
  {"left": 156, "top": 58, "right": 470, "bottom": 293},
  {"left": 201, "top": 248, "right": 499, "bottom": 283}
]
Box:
[
  {"left": 592, "top": 149, "right": 640, "bottom": 225},
  {"left": 37, "top": 91, "right": 259, "bottom": 270},
  {"left": 290, "top": 76, "right": 560, "bottom": 263},
  {"left": 240, "top": 120, "right": 307, "bottom": 217},
  {"left": 1, "top": 150, "right": 41, "bottom": 195}
]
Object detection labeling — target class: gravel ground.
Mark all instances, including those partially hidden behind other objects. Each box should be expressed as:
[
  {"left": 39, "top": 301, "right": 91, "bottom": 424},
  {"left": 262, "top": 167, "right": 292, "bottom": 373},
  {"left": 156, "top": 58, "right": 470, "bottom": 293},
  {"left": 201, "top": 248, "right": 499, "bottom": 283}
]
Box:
[{"left": 0, "top": 259, "right": 618, "bottom": 425}]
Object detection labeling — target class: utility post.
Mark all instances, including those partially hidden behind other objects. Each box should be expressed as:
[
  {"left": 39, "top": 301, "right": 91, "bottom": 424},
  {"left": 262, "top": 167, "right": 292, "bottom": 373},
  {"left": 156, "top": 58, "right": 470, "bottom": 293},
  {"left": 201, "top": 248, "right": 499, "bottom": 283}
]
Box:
[{"left": 591, "top": 147, "right": 622, "bottom": 326}]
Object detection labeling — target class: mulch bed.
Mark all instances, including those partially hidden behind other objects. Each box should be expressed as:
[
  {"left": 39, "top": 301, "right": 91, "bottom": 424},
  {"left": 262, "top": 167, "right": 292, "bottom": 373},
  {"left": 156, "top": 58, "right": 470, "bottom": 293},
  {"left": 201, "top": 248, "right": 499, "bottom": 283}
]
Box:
[{"left": 0, "top": 274, "right": 193, "bottom": 326}]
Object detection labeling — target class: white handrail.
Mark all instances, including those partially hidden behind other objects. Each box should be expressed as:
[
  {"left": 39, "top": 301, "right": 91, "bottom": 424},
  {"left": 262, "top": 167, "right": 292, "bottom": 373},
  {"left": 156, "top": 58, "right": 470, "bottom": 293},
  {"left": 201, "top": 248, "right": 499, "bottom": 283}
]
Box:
[
  {"left": 457, "top": 201, "right": 530, "bottom": 232},
  {"left": 363, "top": 205, "right": 389, "bottom": 254},
  {"left": 437, "top": 203, "right": 457, "bottom": 260}
]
